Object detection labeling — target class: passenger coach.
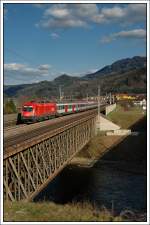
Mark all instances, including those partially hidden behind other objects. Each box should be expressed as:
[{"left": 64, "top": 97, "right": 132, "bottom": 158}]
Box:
[{"left": 21, "top": 100, "right": 97, "bottom": 123}]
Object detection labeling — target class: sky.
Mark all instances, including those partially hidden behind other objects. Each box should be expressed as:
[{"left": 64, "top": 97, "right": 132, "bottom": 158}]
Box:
[{"left": 3, "top": 2, "right": 147, "bottom": 85}]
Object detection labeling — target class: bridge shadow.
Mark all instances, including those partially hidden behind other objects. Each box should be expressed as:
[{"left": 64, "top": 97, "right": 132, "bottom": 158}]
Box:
[
  {"left": 34, "top": 116, "right": 147, "bottom": 214},
  {"left": 99, "top": 116, "right": 147, "bottom": 168}
]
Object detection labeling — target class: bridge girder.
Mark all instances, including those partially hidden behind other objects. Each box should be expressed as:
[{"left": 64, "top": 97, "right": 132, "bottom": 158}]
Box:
[{"left": 4, "top": 116, "right": 96, "bottom": 201}]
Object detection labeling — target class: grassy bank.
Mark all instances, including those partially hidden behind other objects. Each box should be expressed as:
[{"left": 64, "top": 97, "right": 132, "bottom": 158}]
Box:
[
  {"left": 107, "top": 104, "right": 145, "bottom": 128},
  {"left": 4, "top": 201, "right": 123, "bottom": 222},
  {"left": 76, "top": 104, "right": 146, "bottom": 160}
]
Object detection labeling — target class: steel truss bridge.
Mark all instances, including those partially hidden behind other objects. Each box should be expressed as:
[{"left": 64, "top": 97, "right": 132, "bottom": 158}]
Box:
[{"left": 4, "top": 112, "right": 97, "bottom": 201}]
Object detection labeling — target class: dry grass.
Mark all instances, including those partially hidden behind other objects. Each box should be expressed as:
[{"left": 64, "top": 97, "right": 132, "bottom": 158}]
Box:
[
  {"left": 75, "top": 104, "right": 146, "bottom": 168},
  {"left": 107, "top": 104, "right": 145, "bottom": 129},
  {"left": 77, "top": 135, "right": 122, "bottom": 159},
  {"left": 4, "top": 201, "right": 123, "bottom": 222}
]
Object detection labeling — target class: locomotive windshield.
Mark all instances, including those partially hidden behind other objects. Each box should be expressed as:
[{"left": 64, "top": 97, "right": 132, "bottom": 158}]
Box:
[{"left": 23, "top": 106, "right": 33, "bottom": 112}]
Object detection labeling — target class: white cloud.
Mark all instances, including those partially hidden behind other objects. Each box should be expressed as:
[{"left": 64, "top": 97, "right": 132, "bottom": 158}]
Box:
[
  {"left": 38, "top": 64, "right": 51, "bottom": 70},
  {"left": 101, "top": 29, "right": 146, "bottom": 43},
  {"left": 50, "top": 32, "right": 60, "bottom": 39},
  {"left": 4, "top": 63, "right": 25, "bottom": 71},
  {"left": 44, "top": 6, "right": 70, "bottom": 18},
  {"left": 4, "top": 63, "right": 54, "bottom": 84},
  {"left": 4, "top": 63, "right": 74, "bottom": 85},
  {"left": 36, "top": 3, "right": 146, "bottom": 30},
  {"left": 74, "top": 4, "right": 99, "bottom": 17},
  {"left": 39, "top": 17, "right": 87, "bottom": 29},
  {"left": 100, "top": 4, "right": 146, "bottom": 24},
  {"left": 115, "top": 29, "right": 146, "bottom": 38},
  {"left": 37, "top": 4, "right": 96, "bottom": 29},
  {"left": 101, "top": 6, "right": 125, "bottom": 18},
  {"left": 4, "top": 63, "right": 52, "bottom": 76}
]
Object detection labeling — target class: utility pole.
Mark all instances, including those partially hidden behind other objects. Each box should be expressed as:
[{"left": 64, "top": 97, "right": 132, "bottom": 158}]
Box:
[
  {"left": 106, "top": 92, "right": 107, "bottom": 103},
  {"left": 109, "top": 92, "right": 112, "bottom": 104},
  {"left": 59, "top": 85, "right": 62, "bottom": 102},
  {"left": 98, "top": 85, "right": 100, "bottom": 122},
  {"left": 112, "top": 94, "right": 115, "bottom": 104},
  {"left": 86, "top": 93, "right": 88, "bottom": 102}
]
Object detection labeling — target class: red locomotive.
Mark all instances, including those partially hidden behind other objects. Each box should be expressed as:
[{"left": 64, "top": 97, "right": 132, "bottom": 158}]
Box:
[
  {"left": 21, "top": 100, "right": 97, "bottom": 123},
  {"left": 21, "top": 101, "right": 57, "bottom": 122}
]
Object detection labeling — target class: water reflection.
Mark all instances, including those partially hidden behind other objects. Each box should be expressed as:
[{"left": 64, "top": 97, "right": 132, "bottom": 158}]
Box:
[{"left": 34, "top": 162, "right": 146, "bottom": 213}]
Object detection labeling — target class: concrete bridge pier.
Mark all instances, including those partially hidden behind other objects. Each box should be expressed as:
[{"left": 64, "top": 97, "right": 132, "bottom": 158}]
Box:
[
  {"left": 105, "top": 103, "right": 117, "bottom": 116},
  {"left": 96, "top": 103, "right": 120, "bottom": 133}
]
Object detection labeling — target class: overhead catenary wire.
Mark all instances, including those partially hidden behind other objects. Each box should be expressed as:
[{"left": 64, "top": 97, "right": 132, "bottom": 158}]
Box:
[
  {"left": 4, "top": 47, "right": 50, "bottom": 85},
  {"left": 98, "top": 85, "right": 101, "bottom": 123},
  {"left": 5, "top": 47, "right": 40, "bottom": 68}
]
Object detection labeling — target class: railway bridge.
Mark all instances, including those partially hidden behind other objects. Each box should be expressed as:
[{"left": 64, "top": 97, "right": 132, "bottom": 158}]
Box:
[{"left": 3, "top": 104, "right": 115, "bottom": 201}]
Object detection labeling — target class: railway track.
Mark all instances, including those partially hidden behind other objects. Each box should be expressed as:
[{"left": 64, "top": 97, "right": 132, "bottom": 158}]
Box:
[
  {"left": 4, "top": 108, "right": 99, "bottom": 152},
  {"left": 4, "top": 113, "right": 18, "bottom": 128},
  {"left": 4, "top": 124, "right": 27, "bottom": 132}
]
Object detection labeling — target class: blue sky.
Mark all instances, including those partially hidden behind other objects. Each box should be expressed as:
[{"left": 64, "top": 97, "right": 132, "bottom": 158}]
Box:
[{"left": 3, "top": 3, "right": 147, "bottom": 85}]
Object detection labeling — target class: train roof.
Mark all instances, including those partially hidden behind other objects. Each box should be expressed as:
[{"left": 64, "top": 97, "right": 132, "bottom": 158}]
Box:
[
  {"left": 23, "top": 101, "right": 96, "bottom": 106},
  {"left": 57, "top": 102, "right": 96, "bottom": 106},
  {"left": 23, "top": 101, "right": 56, "bottom": 105}
]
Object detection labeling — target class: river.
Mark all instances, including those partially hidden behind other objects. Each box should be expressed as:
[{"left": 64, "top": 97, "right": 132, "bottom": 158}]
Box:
[
  {"left": 34, "top": 160, "right": 146, "bottom": 215},
  {"left": 34, "top": 117, "right": 147, "bottom": 216}
]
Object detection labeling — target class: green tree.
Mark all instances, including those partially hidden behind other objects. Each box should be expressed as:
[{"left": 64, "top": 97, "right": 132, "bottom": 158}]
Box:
[{"left": 4, "top": 99, "right": 17, "bottom": 114}]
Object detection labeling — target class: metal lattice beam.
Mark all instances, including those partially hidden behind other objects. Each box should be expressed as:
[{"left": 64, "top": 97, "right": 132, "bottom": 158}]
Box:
[{"left": 4, "top": 116, "right": 96, "bottom": 201}]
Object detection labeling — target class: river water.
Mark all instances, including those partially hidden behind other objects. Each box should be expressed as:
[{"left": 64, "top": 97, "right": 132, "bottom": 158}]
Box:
[
  {"left": 34, "top": 117, "right": 147, "bottom": 215},
  {"left": 34, "top": 159, "right": 146, "bottom": 214}
]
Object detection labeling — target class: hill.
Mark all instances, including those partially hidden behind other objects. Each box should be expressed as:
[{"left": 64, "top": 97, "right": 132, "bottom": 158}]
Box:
[
  {"left": 84, "top": 56, "right": 146, "bottom": 79},
  {"left": 4, "top": 56, "right": 147, "bottom": 102}
]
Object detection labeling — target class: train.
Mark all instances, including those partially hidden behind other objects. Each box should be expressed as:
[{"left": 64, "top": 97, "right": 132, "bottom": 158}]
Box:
[{"left": 21, "top": 100, "right": 98, "bottom": 123}]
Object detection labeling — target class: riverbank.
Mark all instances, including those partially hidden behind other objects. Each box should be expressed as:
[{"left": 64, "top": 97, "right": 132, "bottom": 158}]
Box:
[
  {"left": 71, "top": 104, "right": 146, "bottom": 170},
  {"left": 4, "top": 201, "right": 124, "bottom": 222}
]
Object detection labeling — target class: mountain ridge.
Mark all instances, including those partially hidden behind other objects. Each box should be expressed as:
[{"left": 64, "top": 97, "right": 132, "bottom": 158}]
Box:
[
  {"left": 83, "top": 56, "right": 146, "bottom": 80},
  {"left": 4, "top": 56, "right": 147, "bottom": 100}
]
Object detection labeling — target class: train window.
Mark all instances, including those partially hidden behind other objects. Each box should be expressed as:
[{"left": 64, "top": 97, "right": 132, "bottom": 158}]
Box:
[
  {"left": 23, "top": 106, "right": 33, "bottom": 112},
  {"left": 58, "top": 105, "right": 64, "bottom": 110}
]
